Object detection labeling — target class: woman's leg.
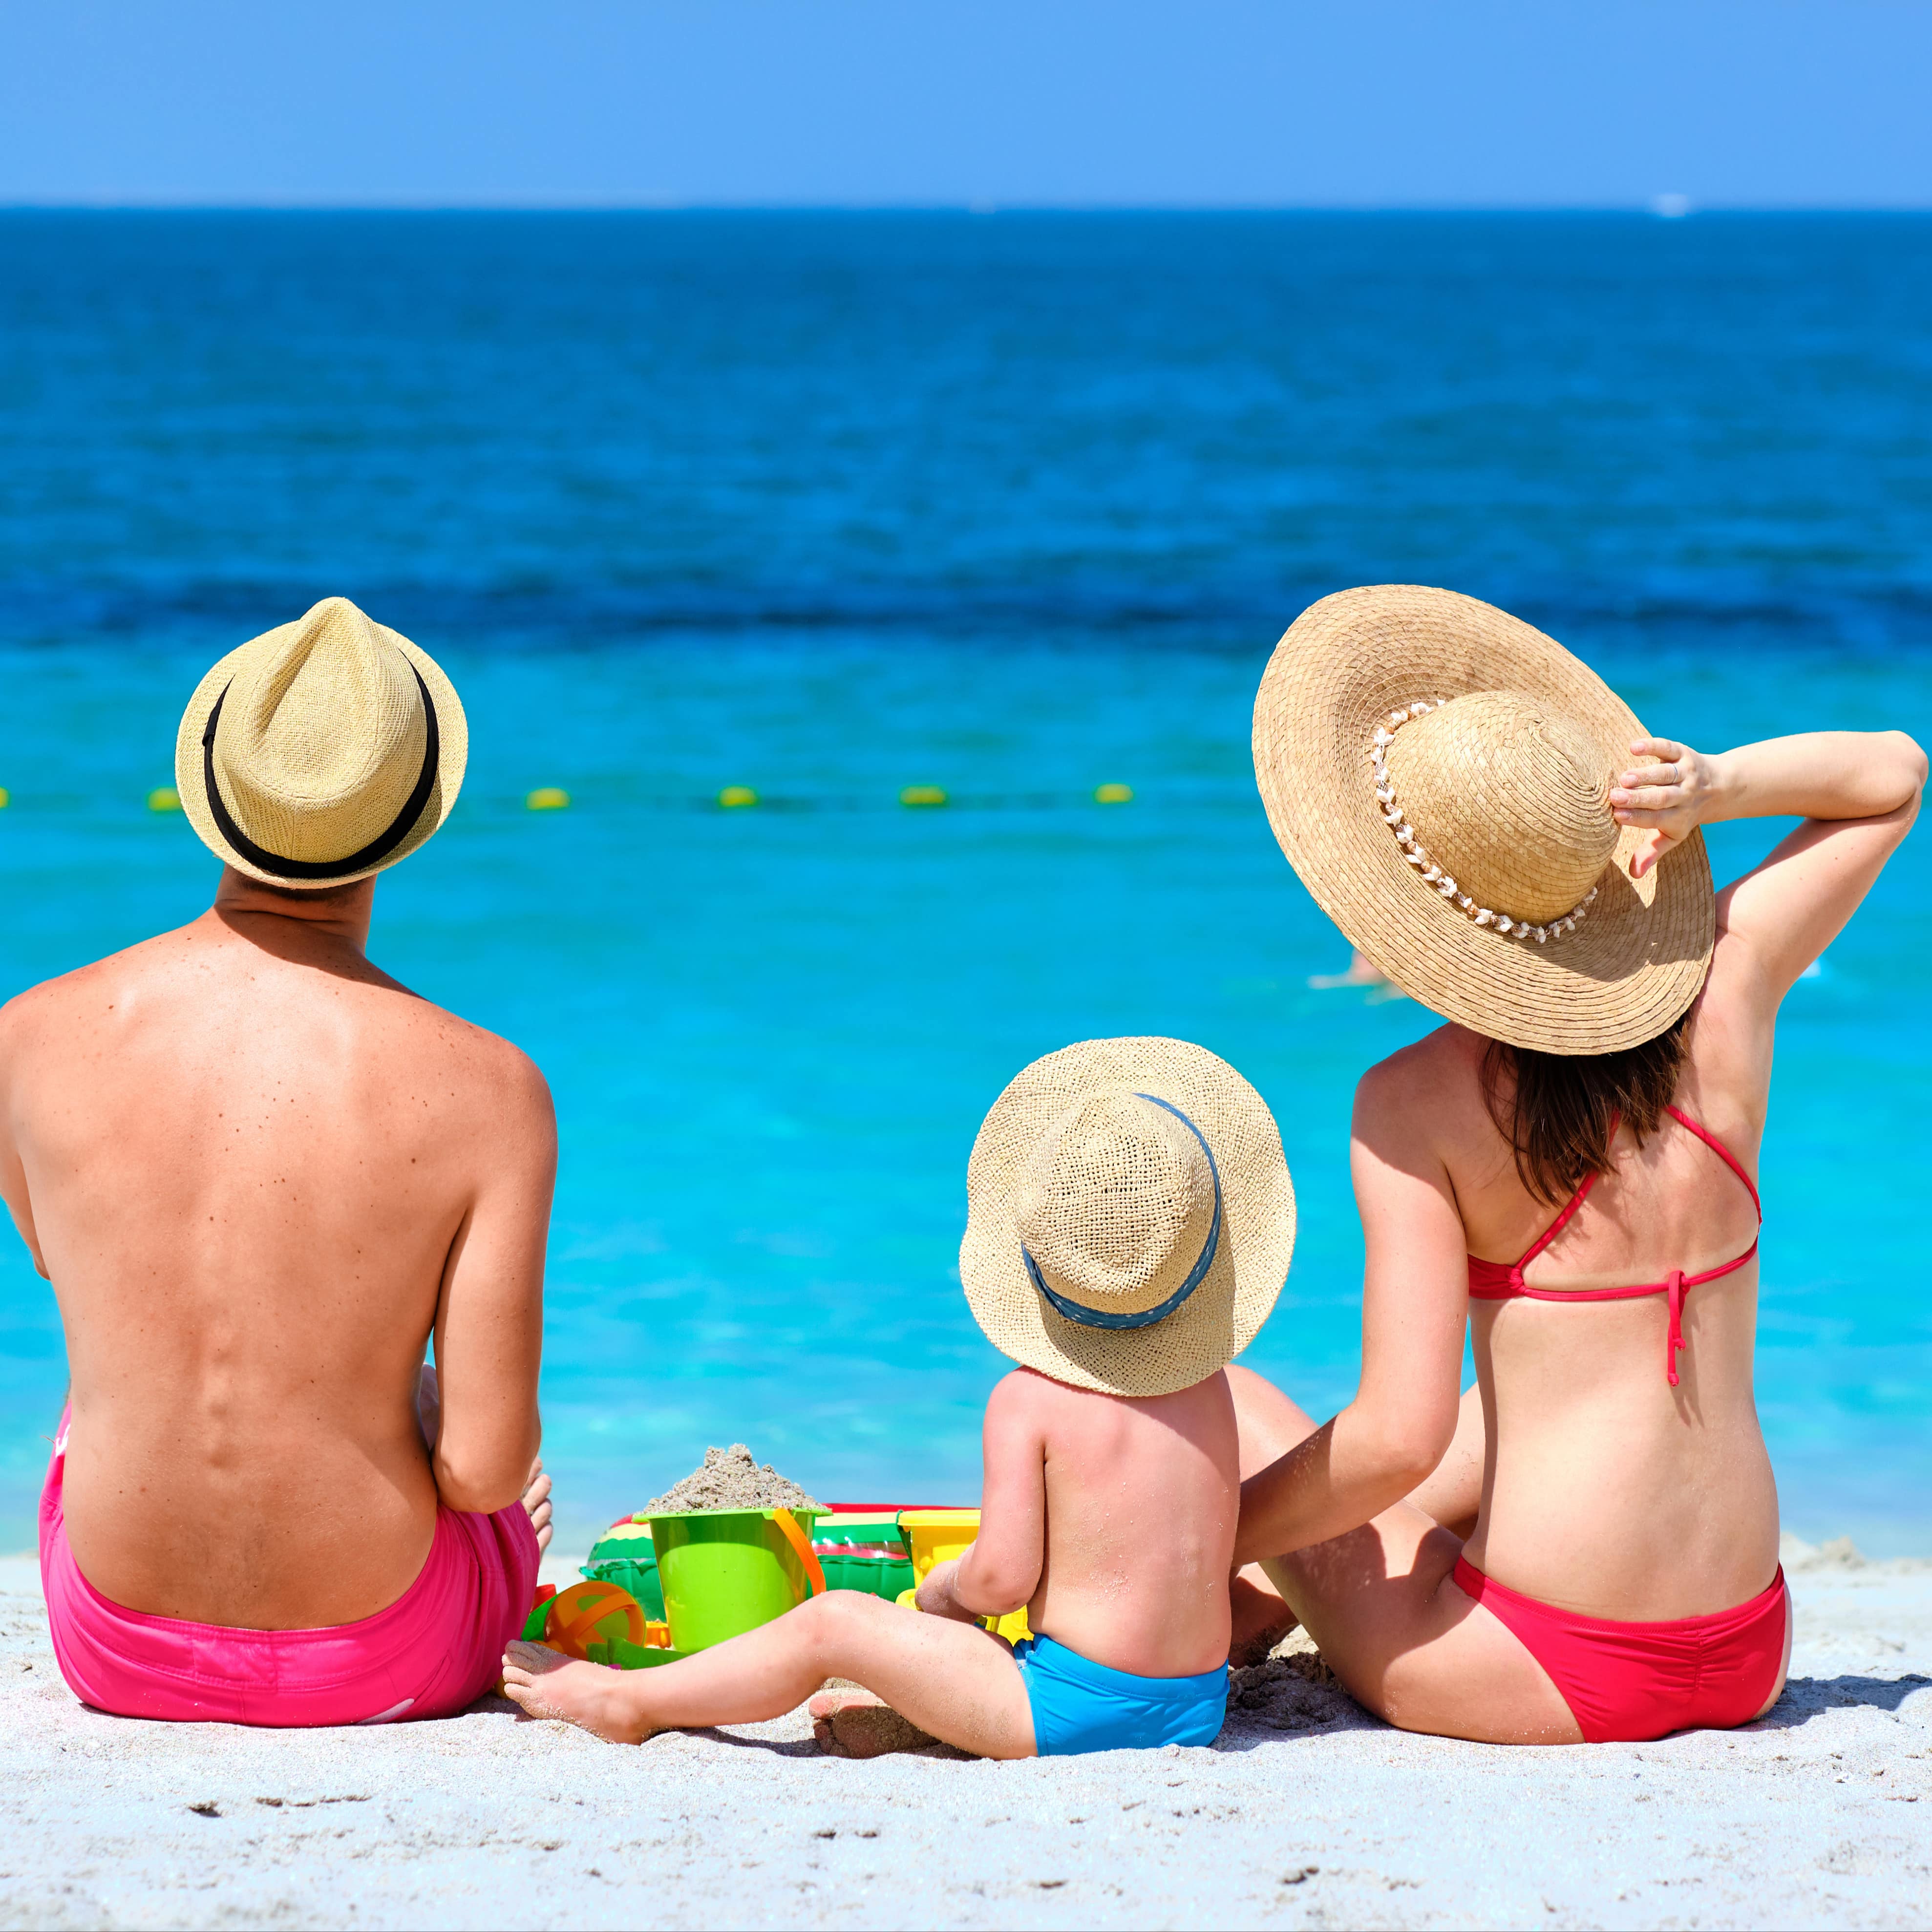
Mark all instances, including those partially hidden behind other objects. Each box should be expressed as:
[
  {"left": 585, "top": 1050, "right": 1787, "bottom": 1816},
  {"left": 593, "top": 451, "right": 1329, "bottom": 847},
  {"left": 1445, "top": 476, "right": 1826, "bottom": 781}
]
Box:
[
  {"left": 1227, "top": 1366, "right": 1307, "bottom": 1660},
  {"left": 502, "top": 1590, "right": 1037, "bottom": 1758},
  {"left": 1228, "top": 1369, "right": 1581, "bottom": 1745}
]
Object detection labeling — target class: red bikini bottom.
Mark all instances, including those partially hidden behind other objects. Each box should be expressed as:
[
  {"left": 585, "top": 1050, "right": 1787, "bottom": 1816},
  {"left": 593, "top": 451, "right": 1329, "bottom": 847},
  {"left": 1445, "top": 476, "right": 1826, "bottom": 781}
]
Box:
[{"left": 1453, "top": 1556, "right": 1788, "bottom": 1743}]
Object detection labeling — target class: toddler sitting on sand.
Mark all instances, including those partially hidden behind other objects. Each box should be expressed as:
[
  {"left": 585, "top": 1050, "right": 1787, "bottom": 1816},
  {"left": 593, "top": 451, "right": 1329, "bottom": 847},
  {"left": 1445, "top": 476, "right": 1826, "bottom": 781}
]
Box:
[{"left": 502, "top": 1037, "right": 1295, "bottom": 1758}]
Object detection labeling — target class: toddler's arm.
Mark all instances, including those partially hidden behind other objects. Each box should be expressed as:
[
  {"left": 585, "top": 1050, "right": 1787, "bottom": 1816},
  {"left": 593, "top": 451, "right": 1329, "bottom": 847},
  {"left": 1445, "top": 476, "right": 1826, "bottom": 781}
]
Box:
[{"left": 918, "top": 1370, "right": 1048, "bottom": 1622}]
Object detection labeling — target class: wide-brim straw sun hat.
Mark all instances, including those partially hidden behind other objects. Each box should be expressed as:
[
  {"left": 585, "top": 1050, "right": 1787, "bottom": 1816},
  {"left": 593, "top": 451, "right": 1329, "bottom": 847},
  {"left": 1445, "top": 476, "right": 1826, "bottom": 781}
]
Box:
[
  {"left": 175, "top": 596, "right": 467, "bottom": 889},
  {"left": 961, "top": 1037, "right": 1295, "bottom": 1398},
  {"left": 1253, "top": 585, "right": 1714, "bottom": 1055}
]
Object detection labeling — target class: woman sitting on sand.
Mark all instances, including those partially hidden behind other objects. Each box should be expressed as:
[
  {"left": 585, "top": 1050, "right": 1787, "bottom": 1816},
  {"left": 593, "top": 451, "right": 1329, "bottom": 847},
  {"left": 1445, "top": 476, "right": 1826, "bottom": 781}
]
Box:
[{"left": 1229, "top": 586, "right": 1924, "bottom": 1745}]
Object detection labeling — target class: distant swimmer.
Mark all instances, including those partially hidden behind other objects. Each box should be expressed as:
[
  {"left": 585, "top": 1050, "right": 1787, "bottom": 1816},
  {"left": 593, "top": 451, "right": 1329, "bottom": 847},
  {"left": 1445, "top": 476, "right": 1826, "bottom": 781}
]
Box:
[{"left": 1308, "top": 949, "right": 1405, "bottom": 997}]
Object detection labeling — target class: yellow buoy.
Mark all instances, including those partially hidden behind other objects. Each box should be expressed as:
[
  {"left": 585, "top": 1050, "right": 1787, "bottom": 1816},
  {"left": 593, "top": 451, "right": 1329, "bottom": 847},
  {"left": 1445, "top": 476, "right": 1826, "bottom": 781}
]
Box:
[
  {"left": 526, "top": 786, "right": 570, "bottom": 811},
  {"left": 0, "top": 787, "right": 10, "bottom": 808},
  {"left": 899, "top": 785, "right": 948, "bottom": 808},
  {"left": 1094, "top": 783, "right": 1134, "bottom": 805},
  {"left": 718, "top": 786, "right": 759, "bottom": 809},
  {"left": 147, "top": 786, "right": 181, "bottom": 813}
]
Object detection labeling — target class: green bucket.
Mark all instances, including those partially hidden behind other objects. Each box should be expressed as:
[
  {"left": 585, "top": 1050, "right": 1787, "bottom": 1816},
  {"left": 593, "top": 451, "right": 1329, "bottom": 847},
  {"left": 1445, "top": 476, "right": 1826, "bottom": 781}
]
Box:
[{"left": 647, "top": 1507, "right": 825, "bottom": 1653}]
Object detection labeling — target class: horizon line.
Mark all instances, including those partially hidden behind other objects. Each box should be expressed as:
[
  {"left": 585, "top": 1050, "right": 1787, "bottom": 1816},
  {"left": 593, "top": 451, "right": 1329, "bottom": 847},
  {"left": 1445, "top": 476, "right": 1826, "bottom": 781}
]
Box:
[{"left": 3, "top": 197, "right": 1932, "bottom": 217}]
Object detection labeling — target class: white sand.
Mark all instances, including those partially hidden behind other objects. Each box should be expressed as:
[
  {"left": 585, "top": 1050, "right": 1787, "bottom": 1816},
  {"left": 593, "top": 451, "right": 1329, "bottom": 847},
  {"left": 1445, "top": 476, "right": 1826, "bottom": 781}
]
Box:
[{"left": 3, "top": 1539, "right": 1929, "bottom": 1931}]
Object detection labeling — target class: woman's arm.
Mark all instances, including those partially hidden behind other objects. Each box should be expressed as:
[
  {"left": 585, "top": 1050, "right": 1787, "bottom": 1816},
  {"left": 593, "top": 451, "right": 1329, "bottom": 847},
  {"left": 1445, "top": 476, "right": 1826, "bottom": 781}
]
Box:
[
  {"left": 1611, "top": 730, "right": 1926, "bottom": 1000},
  {"left": 1233, "top": 1051, "right": 1471, "bottom": 1564}
]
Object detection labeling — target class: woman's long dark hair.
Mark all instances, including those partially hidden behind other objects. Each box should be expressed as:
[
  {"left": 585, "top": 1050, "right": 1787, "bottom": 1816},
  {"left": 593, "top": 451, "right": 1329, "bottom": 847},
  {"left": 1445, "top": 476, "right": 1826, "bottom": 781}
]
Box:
[{"left": 1480, "top": 1010, "right": 1694, "bottom": 1207}]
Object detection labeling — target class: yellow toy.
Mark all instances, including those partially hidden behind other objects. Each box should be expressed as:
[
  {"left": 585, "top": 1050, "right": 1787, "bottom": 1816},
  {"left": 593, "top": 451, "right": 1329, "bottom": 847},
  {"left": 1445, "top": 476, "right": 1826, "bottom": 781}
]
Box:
[
  {"left": 897, "top": 1508, "right": 1031, "bottom": 1642},
  {"left": 543, "top": 1578, "right": 647, "bottom": 1659}
]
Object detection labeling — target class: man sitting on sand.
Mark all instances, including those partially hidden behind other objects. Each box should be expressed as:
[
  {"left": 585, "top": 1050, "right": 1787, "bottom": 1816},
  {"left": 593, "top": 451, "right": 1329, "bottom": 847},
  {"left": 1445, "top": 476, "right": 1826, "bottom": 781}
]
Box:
[
  {"left": 503, "top": 1037, "right": 1294, "bottom": 1758},
  {"left": 0, "top": 598, "right": 557, "bottom": 1726}
]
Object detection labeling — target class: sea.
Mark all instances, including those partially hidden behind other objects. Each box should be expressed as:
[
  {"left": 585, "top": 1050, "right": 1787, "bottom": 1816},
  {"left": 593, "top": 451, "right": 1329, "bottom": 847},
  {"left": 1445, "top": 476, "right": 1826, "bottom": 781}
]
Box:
[{"left": 0, "top": 210, "right": 1928, "bottom": 1554}]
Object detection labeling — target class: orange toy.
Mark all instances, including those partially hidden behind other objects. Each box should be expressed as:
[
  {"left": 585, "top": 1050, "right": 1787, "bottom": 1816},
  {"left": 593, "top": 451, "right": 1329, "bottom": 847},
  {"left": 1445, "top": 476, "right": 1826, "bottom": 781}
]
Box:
[{"left": 543, "top": 1579, "right": 648, "bottom": 1659}]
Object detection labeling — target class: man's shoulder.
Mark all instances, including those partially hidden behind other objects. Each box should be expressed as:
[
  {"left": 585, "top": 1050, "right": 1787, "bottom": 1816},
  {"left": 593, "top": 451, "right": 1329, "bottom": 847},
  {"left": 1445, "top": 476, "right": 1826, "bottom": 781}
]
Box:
[
  {"left": 412, "top": 1004, "right": 553, "bottom": 1111},
  {"left": 0, "top": 930, "right": 183, "bottom": 1043}
]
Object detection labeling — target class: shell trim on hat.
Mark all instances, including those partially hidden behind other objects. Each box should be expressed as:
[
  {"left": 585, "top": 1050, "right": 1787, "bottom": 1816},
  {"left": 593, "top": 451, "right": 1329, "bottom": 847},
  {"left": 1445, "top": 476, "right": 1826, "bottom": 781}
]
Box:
[
  {"left": 1020, "top": 1093, "right": 1224, "bottom": 1331},
  {"left": 200, "top": 661, "right": 442, "bottom": 883},
  {"left": 1251, "top": 585, "right": 1715, "bottom": 1056}
]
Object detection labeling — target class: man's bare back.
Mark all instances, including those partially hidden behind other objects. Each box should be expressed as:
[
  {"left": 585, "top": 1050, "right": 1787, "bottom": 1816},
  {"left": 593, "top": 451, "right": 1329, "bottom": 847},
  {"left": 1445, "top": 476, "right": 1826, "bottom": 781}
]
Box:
[{"left": 0, "top": 869, "right": 555, "bottom": 1630}]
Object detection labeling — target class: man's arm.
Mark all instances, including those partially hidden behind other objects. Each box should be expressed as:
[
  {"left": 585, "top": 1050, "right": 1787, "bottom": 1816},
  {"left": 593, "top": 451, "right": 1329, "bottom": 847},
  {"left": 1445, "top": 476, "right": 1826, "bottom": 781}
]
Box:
[
  {"left": 0, "top": 997, "right": 49, "bottom": 1280},
  {"left": 917, "top": 1371, "right": 1048, "bottom": 1622},
  {"left": 429, "top": 1046, "right": 556, "bottom": 1516}
]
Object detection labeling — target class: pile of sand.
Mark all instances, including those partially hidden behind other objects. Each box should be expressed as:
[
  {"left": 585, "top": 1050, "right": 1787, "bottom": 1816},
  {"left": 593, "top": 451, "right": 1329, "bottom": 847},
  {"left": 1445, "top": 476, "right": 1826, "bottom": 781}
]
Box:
[{"left": 638, "top": 1444, "right": 825, "bottom": 1516}]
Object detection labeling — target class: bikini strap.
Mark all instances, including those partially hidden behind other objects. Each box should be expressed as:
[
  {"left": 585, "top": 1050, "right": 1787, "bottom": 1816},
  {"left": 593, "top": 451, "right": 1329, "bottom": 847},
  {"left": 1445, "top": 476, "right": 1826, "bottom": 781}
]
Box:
[
  {"left": 1509, "top": 1107, "right": 1620, "bottom": 1278},
  {"left": 1664, "top": 1105, "right": 1762, "bottom": 1222}
]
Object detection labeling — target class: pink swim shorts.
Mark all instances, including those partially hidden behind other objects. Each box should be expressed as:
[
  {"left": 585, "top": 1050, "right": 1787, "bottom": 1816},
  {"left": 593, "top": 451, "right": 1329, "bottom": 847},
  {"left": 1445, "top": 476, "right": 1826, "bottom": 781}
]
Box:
[{"left": 38, "top": 1413, "right": 539, "bottom": 1726}]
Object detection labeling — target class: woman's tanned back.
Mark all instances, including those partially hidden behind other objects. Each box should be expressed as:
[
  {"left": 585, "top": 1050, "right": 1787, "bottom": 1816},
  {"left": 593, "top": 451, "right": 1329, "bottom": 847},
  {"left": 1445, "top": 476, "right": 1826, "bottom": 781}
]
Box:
[
  {"left": 1415, "top": 998, "right": 1776, "bottom": 1619},
  {"left": 0, "top": 884, "right": 553, "bottom": 1630}
]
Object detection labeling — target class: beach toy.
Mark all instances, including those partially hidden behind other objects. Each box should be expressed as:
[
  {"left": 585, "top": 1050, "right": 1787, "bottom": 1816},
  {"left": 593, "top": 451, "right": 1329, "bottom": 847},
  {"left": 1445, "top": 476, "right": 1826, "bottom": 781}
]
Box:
[
  {"left": 648, "top": 1506, "right": 826, "bottom": 1653},
  {"left": 811, "top": 1511, "right": 915, "bottom": 1601},
  {"left": 543, "top": 1579, "right": 648, "bottom": 1660},
  {"left": 899, "top": 785, "right": 948, "bottom": 807},
  {"left": 147, "top": 786, "right": 181, "bottom": 812},
  {"left": 582, "top": 1518, "right": 666, "bottom": 1618},
  {"left": 520, "top": 1582, "right": 559, "bottom": 1642},
  {"left": 589, "top": 1635, "right": 689, "bottom": 1669},
  {"left": 898, "top": 1508, "right": 1032, "bottom": 1643},
  {"left": 526, "top": 786, "right": 570, "bottom": 810},
  {"left": 1094, "top": 783, "right": 1133, "bottom": 804},
  {"left": 718, "top": 786, "right": 759, "bottom": 808}
]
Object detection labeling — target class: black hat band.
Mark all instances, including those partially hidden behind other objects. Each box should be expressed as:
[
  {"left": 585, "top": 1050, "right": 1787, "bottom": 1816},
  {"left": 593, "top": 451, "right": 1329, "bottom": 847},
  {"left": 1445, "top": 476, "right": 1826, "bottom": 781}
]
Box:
[{"left": 200, "top": 662, "right": 440, "bottom": 882}]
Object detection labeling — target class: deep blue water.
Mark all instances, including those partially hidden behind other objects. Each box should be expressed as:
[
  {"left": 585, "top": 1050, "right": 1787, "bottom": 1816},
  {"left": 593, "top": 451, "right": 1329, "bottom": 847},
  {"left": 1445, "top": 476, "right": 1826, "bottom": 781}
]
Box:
[{"left": 1, "top": 211, "right": 1929, "bottom": 1552}]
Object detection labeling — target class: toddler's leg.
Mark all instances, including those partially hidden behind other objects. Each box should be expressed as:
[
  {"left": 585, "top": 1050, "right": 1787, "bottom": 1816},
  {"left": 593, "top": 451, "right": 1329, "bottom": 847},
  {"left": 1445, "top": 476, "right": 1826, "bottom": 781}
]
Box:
[{"left": 502, "top": 1589, "right": 1035, "bottom": 1758}]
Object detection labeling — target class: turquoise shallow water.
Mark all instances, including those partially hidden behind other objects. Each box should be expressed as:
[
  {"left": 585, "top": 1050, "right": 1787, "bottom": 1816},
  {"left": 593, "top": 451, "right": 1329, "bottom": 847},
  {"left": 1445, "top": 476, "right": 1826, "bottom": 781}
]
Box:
[{"left": 1, "top": 212, "right": 1929, "bottom": 1552}]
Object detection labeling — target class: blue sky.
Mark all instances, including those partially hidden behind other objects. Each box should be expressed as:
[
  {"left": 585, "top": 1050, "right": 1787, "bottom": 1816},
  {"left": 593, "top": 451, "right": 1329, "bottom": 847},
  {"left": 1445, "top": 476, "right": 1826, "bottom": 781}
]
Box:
[{"left": 1, "top": 1, "right": 1928, "bottom": 208}]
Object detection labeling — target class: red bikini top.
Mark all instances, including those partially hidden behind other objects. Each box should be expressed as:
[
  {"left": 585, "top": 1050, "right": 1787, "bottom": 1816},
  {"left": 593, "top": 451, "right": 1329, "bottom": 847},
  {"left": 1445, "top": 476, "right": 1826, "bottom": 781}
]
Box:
[{"left": 1467, "top": 1105, "right": 1762, "bottom": 1387}]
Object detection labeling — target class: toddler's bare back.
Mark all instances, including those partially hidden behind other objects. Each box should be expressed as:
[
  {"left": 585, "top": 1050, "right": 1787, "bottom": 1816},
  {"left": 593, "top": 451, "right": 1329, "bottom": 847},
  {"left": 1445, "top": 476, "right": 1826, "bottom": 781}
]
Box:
[{"left": 1019, "top": 1367, "right": 1239, "bottom": 1677}]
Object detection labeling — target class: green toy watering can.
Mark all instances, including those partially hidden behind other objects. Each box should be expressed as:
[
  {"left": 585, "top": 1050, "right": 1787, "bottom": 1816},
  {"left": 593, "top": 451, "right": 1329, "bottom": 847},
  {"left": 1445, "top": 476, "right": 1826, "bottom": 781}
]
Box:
[{"left": 646, "top": 1507, "right": 826, "bottom": 1653}]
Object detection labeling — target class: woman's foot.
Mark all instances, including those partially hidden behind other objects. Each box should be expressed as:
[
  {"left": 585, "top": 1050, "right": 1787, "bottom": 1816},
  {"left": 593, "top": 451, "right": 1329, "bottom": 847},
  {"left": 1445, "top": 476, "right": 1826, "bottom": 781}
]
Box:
[
  {"left": 521, "top": 1459, "right": 553, "bottom": 1552},
  {"left": 500, "top": 1640, "right": 647, "bottom": 1742},
  {"left": 1229, "top": 1573, "right": 1300, "bottom": 1667}
]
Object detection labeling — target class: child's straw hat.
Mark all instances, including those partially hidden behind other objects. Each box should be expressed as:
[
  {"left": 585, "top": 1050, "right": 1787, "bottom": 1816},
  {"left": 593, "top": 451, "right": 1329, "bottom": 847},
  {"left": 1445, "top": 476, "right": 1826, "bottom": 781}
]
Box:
[
  {"left": 961, "top": 1038, "right": 1295, "bottom": 1398},
  {"left": 175, "top": 597, "right": 467, "bottom": 888},
  {"left": 1253, "top": 585, "right": 1714, "bottom": 1055}
]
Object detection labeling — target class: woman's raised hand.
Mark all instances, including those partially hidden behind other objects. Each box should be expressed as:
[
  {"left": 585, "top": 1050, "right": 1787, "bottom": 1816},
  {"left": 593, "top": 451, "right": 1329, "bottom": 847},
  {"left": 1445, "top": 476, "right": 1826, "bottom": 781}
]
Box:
[{"left": 1609, "top": 737, "right": 1714, "bottom": 879}]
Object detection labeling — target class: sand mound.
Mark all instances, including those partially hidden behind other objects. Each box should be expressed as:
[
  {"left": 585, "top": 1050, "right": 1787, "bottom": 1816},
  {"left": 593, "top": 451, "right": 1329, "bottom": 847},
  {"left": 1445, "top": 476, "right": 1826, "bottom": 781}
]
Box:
[{"left": 638, "top": 1444, "right": 824, "bottom": 1516}]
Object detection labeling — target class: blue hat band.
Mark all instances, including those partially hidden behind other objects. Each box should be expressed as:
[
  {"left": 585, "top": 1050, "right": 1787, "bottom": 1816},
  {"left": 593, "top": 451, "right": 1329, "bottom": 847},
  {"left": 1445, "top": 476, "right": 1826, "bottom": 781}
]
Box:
[{"left": 1021, "top": 1095, "right": 1223, "bottom": 1333}]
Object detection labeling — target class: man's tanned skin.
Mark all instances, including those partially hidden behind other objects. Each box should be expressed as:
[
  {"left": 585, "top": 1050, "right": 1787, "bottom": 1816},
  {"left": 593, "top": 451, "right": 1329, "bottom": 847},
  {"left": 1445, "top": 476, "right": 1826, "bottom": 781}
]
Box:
[{"left": 0, "top": 867, "right": 555, "bottom": 1630}]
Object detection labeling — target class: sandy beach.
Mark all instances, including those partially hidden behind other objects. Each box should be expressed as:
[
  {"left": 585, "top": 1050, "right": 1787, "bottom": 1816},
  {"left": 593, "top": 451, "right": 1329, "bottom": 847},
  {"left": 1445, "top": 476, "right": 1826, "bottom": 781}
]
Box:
[{"left": 2, "top": 1538, "right": 1927, "bottom": 1931}]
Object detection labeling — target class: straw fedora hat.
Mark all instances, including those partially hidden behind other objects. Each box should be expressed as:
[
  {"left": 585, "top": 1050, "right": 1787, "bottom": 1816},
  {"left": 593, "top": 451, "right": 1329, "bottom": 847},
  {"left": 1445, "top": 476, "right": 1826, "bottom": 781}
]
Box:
[
  {"left": 1253, "top": 585, "right": 1713, "bottom": 1055},
  {"left": 961, "top": 1038, "right": 1295, "bottom": 1398},
  {"left": 175, "top": 597, "right": 468, "bottom": 888}
]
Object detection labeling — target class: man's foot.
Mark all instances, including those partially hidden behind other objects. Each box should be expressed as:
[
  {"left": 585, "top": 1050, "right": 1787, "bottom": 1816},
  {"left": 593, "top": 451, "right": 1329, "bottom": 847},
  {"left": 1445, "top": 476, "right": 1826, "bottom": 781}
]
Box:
[
  {"left": 1229, "top": 1574, "right": 1300, "bottom": 1668},
  {"left": 500, "top": 1640, "right": 647, "bottom": 1742},
  {"left": 521, "top": 1459, "right": 553, "bottom": 1552}
]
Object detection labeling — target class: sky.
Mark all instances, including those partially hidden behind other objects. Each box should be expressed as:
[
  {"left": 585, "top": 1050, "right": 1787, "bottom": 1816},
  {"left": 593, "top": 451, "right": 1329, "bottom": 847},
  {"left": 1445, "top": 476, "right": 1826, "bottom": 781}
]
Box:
[{"left": 0, "top": 1, "right": 1928, "bottom": 209}]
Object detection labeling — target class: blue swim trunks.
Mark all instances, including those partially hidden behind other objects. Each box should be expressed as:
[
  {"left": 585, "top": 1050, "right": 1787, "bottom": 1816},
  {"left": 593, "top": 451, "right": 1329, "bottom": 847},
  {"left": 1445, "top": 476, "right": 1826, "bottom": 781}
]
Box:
[{"left": 1014, "top": 1634, "right": 1228, "bottom": 1756}]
